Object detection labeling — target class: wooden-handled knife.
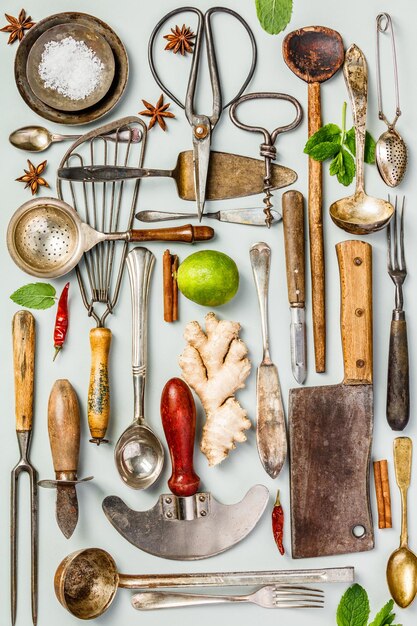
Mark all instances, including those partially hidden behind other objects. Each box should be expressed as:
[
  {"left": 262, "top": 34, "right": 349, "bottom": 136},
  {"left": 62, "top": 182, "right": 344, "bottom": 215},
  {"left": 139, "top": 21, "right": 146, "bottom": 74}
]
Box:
[
  {"left": 289, "top": 240, "right": 374, "bottom": 557},
  {"left": 282, "top": 191, "right": 306, "bottom": 384},
  {"left": 39, "top": 380, "right": 93, "bottom": 538}
]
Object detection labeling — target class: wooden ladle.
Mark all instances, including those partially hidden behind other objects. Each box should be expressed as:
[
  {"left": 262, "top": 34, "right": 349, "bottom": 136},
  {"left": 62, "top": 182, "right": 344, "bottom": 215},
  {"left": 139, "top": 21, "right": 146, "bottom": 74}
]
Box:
[
  {"left": 330, "top": 44, "right": 394, "bottom": 234},
  {"left": 386, "top": 437, "right": 417, "bottom": 608},
  {"left": 283, "top": 26, "right": 344, "bottom": 374}
]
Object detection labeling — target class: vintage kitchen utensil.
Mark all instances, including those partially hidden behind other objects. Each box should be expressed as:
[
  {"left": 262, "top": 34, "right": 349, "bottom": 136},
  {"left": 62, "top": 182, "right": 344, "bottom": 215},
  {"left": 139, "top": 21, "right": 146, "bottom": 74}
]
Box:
[
  {"left": 282, "top": 190, "right": 307, "bottom": 384},
  {"left": 149, "top": 6, "right": 256, "bottom": 220},
  {"left": 386, "top": 197, "right": 409, "bottom": 431},
  {"left": 136, "top": 207, "right": 281, "bottom": 225},
  {"left": 389, "top": 439, "right": 416, "bottom": 600},
  {"left": 38, "top": 380, "right": 93, "bottom": 538},
  {"left": 283, "top": 26, "right": 344, "bottom": 373},
  {"left": 114, "top": 248, "right": 164, "bottom": 489},
  {"left": 289, "top": 239, "right": 374, "bottom": 558},
  {"left": 131, "top": 585, "right": 324, "bottom": 610},
  {"left": 330, "top": 45, "right": 394, "bottom": 234},
  {"left": 54, "top": 547, "right": 353, "bottom": 620},
  {"left": 15, "top": 12, "right": 128, "bottom": 125},
  {"left": 250, "top": 243, "right": 287, "bottom": 478},
  {"left": 229, "top": 92, "right": 302, "bottom": 227},
  {"left": 57, "top": 116, "right": 147, "bottom": 446},
  {"left": 11, "top": 311, "right": 38, "bottom": 626},
  {"left": 26, "top": 24, "right": 115, "bottom": 112},
  {"left": 7, "top": 197, "right": 214, "bottom": 279},
  {"left": 58, "top": 150, "right": 296, "bottom": 199},
  {"left": 103, "top": 377, "right": 268, "bottom": 559},
  {"left": 9, "top": 125, "right": 143, "bottom": 152},
  {"left": 375, "top": 13, "right": 407, "bottom": 187},
  {"left": 387, "top": 437, "right": 417, "bottom": 608}
]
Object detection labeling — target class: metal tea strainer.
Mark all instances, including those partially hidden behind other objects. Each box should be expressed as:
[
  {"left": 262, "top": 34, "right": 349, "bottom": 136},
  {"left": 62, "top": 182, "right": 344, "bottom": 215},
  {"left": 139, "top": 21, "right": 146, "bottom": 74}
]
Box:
[
  {"left": 7, "top": 197, "right": 213, "bottom": 279},
  {"left": 375, "top": 12, "right": 407, "bottom": 187}
]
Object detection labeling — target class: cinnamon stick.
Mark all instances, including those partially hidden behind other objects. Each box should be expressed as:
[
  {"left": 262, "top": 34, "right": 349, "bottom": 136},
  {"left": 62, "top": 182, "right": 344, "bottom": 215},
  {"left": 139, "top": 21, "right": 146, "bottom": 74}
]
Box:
[
  {"left": 373, "top": 460, "right": 385, "bottom": 529},
  {"left": 172, "top": 255, "right": 179, "bottom": 321},
  {"left": 380, "top": 460, "right": 392, "bottom": 528},
  {"left": 373, "top": 459, "right": 392, "bottom": 529},
  {"left": 163, "top": 250, "right": 174, "bottom": 323}
]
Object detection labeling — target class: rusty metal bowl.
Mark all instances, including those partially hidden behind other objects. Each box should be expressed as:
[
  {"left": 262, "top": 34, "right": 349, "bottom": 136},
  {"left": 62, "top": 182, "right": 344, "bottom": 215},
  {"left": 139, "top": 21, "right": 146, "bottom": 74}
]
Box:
[
  {"left": 15, "top": 12, "right": 128, "bottom": 125},
  {"left": 26, "top": 24, "right": 115, "bottom": 112}
]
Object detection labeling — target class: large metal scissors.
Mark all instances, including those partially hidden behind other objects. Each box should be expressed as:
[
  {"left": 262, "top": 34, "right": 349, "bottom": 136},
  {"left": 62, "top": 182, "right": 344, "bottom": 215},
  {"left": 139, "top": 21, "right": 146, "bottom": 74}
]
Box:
[{"left": 149, "top": 6, "right": 257, "bottom": 221}]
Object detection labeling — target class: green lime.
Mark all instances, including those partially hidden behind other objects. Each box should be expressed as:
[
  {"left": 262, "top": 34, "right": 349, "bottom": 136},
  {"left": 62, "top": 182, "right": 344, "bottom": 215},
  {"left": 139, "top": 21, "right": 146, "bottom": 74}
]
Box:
[{"left": 177, "top": 250, "right": 239, "bottom": 307}]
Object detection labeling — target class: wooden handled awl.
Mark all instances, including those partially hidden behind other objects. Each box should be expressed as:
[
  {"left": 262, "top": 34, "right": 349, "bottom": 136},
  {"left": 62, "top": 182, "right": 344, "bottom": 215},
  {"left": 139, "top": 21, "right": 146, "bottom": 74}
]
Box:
[{"left": 39, "top": 380, "right": 93, "bottom": 538}]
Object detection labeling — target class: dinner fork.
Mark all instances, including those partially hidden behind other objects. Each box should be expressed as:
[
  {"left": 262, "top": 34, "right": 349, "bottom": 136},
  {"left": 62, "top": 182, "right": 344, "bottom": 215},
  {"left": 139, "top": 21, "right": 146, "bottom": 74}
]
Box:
[
  {"left": 131, "top": 585, "right": 324, "bottom": 610},
  {"left": 386, "top": 196, "right": 409, "bottom": 430}
]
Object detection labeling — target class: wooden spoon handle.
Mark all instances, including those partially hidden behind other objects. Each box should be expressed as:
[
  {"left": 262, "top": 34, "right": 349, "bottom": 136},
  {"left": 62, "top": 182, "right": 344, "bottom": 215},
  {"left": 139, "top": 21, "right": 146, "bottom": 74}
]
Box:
[
  {"left": 87, "top": 328, "right": 111, "bottom": 444},
  {"left": 48, "top": 380, "right": 80, "bottom": 475},
  {"left": 307, "top": 82, "right": 325, "bottom": 373},
  {"left": 12, "top": 310, "right": 35, "bottom": 432}
]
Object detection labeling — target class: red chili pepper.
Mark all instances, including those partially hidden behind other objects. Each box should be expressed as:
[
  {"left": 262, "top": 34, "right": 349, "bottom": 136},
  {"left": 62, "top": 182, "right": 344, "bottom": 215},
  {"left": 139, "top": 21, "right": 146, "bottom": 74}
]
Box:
[
  {"left": 53, "top": 282, "right": 70, "bottom": 361},
  {"left": 272, "top": 489, "right": 285, "bottom": 555}
]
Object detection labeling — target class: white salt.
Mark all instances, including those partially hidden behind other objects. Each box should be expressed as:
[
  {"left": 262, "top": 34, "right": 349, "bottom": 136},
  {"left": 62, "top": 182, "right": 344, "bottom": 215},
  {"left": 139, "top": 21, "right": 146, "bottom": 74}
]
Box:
[{"left": 38, "top": 36, "right": 105, "bottom": 101}]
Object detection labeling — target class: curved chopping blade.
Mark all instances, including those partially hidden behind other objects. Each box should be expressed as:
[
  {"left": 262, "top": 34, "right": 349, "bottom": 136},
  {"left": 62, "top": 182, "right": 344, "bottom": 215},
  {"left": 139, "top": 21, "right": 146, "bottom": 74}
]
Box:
[{"left": 102, "top": 485, "right": 269, "bottom": 560}]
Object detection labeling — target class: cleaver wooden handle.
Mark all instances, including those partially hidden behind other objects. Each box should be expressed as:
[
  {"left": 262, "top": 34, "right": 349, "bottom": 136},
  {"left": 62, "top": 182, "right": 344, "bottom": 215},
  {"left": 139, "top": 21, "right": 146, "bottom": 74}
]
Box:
[
  {"left": 160, "top": 378, "right": 200, "bottom": 498},
  {"left": 336, "top": 240, "right": 372, "bottom": 385}
]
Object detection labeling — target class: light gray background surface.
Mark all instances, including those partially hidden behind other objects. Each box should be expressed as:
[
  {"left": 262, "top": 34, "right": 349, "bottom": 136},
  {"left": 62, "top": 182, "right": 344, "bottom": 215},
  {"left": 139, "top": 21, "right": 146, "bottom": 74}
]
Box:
[{"left": 1, "top": 0, "right": 416, "bottom": 624}]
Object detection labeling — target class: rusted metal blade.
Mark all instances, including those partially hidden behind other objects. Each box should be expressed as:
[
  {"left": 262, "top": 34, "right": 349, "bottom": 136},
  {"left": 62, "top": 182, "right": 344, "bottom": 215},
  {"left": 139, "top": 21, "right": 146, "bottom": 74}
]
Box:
[
  {"left": 289, "top": 383, "right": 374, "bottom": 558},
  {"left": 102, "top": 485, "right": 268, "bottom": 560},
  {"left": 56, "top": 485, "right": 78, "bottom": 539}
]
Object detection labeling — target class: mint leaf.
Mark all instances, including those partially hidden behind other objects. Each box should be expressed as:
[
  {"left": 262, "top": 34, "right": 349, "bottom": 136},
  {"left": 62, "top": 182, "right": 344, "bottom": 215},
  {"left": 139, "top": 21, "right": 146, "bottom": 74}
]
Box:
[
  {"left": 336, "top": 584, "right": 370, "bottom": 626},
  {"left": 309, "top": 141, "right": 341, "bottom": 161},
  {"left": 369, "top": 600, "right": 400, "bottom": 626},
  {"left": 10, "top": 283, "right": 56, "bottom": 310},
  {"left": 255, "top": 0, "right": 293, "bottom": 34},
  {"left": 304, "top": 123, "right": 341, "bottom": 154},
  {"left": 345, "top": 128, "right": 376, "bottom": 164},
  {"left": 329, "top": 149, "right": 355, "bottom": 186}
]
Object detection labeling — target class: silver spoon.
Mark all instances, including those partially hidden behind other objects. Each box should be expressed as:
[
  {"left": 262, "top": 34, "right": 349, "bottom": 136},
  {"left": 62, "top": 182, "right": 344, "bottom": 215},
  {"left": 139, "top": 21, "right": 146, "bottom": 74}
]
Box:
[
  {"left": 9, "top": 125, "right": 142, "bottom": 152},
  {"left": 114, "top": 247, "right": 164, "bottom": 489}
]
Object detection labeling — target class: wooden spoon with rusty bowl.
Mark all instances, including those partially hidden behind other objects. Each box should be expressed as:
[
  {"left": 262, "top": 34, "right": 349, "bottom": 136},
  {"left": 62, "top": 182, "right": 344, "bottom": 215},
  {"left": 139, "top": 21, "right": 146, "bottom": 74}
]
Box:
[
  {"left": 283, "top": 26, "right": 344, "bottom": 373},
  {"left": 387, "top": 437, "right": 417, "bottom": 608},
  {"left": 330, "top": 44, "right": 394, "bottom": 234}
]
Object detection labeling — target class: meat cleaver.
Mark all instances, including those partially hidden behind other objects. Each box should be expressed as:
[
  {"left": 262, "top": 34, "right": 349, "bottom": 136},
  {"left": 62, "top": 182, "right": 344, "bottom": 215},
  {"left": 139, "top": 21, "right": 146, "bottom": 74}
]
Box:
[
  {"left": 103, "top": 378, "right": 268, "bottom": 560},
  {"left": 289, "top": 240, "right": 374, "bottom": 558}
]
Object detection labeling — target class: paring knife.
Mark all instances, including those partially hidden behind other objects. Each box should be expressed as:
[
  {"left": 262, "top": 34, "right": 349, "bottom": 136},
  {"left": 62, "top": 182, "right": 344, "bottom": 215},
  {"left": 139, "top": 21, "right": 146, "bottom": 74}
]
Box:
[
  {"left": 39, "top": 379, "right": 93, "bottom": 539},
  {"left": 282, "top": 191, "right": 307, "bottom": 384},
  {"left": 136, "top": 208, "right": 281, "bottom": 226},
  {"left": 250, "top": 243, "right": 287, "bottom": 479}
]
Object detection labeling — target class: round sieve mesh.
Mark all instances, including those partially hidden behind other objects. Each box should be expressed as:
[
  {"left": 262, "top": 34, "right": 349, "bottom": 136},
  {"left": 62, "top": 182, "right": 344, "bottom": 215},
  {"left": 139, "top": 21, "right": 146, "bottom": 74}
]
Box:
[{"left": 13, "top": 205, "right": 79, "bottom": 271}]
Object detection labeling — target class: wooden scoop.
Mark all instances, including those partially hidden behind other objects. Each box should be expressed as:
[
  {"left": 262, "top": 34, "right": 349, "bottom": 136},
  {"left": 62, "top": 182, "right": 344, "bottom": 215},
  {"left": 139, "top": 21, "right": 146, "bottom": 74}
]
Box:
[{"left": 283, "top": 26, "right": 344, "bottom": 374}]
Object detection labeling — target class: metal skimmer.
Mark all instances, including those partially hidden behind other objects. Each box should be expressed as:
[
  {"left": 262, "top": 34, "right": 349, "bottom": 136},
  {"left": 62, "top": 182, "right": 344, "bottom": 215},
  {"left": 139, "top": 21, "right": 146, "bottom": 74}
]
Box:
[
  {"left": 375, "top": 13, "right": 407, "bottom": 187},
  {"left": 57, "top": 116, "right": 147, "bottom": 445}
]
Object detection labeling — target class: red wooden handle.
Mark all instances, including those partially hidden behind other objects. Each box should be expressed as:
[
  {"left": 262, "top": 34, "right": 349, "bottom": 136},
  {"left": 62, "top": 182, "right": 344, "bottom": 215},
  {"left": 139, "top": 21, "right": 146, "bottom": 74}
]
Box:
[
  {"left": 160, "top": 378, "right": 200, "bottom": 497},
  {"left": 129, "top": 225, "right": 214, "bottom": 243}
]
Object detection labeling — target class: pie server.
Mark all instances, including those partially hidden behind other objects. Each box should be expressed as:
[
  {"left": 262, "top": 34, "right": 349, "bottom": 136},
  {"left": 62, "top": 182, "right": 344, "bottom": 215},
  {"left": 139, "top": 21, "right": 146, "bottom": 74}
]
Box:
[{"left": 103, "top": 378, "right": 268, "bottom": 560}]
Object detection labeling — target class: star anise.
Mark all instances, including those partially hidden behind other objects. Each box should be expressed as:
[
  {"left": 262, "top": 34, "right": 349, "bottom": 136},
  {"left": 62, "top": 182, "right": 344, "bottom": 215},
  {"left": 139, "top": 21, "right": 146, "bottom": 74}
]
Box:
[
  {"left": 139, "top": 94, "right": 175, "bottom": 131},
  {"left": 1, "top": 9, "right": 35, "bottom": 45},
  {"left": 16, "top": 160, "right": 50, "bottom": 195},
  {"left": 163, "top": 24, "right": 195, "bottom": 56}
]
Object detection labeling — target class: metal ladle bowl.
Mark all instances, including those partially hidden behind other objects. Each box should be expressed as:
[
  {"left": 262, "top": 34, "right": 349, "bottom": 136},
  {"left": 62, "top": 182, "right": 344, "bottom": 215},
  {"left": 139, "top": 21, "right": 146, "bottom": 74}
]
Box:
[
  {"left": 114, "top": 247, "right": 164, "bottom": 489},
  {"left": 54, "top": 548, "right": 119, "bottom": 619}
]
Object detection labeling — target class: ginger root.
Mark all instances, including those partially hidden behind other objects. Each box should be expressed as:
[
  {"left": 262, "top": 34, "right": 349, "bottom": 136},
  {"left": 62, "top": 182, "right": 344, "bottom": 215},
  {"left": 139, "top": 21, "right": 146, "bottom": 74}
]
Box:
[{"left": 179, "top": 312, "right": 251, "bottom": 466}]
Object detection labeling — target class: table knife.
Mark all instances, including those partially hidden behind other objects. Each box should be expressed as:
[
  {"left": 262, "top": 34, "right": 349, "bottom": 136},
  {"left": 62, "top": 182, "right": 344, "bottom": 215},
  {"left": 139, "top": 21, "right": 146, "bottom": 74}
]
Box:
[
  {"left": 136, "top": 208, "right": 281, "bottom": 226},
  {"left": 282, "top": 191, "right": 307, "bottom": 384}
]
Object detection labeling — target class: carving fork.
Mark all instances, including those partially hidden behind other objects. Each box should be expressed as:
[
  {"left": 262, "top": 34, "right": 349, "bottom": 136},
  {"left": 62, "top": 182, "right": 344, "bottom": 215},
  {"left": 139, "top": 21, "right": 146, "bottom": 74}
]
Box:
[{"left": 11, "top": 311, "right": 38, "bottom": 626}]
